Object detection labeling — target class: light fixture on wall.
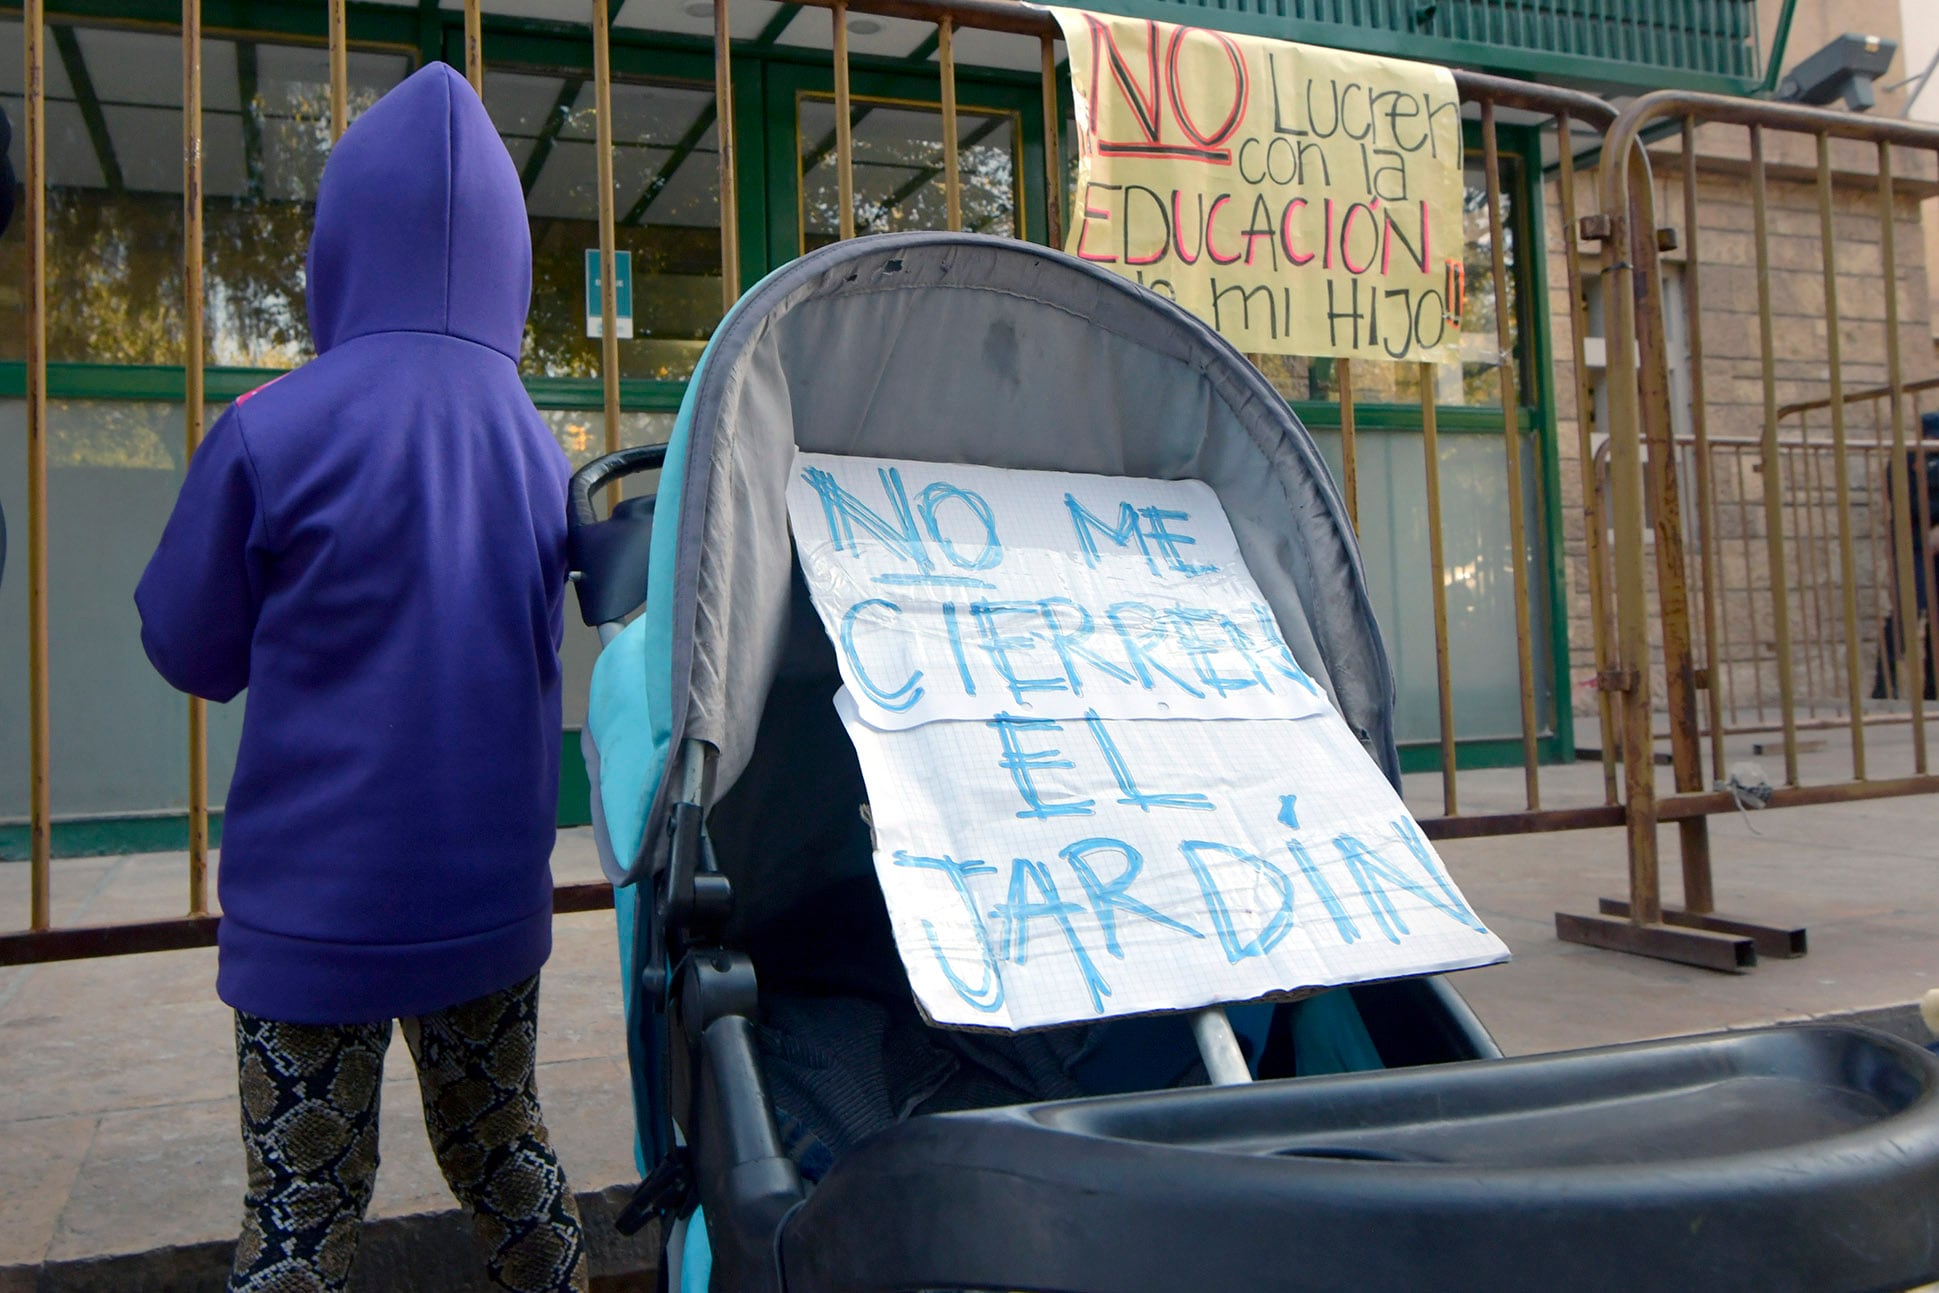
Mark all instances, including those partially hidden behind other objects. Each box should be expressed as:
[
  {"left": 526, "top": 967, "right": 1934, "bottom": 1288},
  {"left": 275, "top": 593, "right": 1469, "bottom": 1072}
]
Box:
[{"left": 1776, "top": 33, "right": 1899, "bottom": 112}]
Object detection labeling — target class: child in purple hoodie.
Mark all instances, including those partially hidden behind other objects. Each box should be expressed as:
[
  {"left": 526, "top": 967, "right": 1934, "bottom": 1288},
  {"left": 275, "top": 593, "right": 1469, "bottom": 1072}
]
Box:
[{"left": 136, "top": 64, "right": 584, "bottom": 1292}]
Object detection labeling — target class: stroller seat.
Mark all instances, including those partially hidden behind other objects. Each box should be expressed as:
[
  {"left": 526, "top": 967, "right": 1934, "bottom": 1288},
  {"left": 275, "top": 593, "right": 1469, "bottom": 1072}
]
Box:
[{"left": 783, "top": 1024, "right": 1939, "bottom": 1292}]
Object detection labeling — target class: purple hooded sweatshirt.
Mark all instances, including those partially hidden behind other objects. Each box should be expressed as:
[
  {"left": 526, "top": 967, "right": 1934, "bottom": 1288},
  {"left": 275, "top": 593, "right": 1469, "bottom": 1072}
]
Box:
[{"left": 135, "top": 63, "right": 571, "bottom": 1025}]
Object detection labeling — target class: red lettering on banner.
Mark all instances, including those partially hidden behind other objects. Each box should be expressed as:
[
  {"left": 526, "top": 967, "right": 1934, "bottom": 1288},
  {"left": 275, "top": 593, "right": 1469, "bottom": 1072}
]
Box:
[
  {"left": 1086, "top": 16, "right": 1249, "bottom": 165},
  {"left": 1124, "top": 185, "right": 1171, "bottom": 266},
  {"left": 1075, "top": 183, "right": 1120, "bottom": 263},
  {"left": 1205, "top": 195, "right": 1242, "bottom": 265},
  {"left": 1166, "top": 28, "right": 1247, "bottom": 165},
  {"left": 1279, "top": 197, "right": 1314, "bottom": 266}
]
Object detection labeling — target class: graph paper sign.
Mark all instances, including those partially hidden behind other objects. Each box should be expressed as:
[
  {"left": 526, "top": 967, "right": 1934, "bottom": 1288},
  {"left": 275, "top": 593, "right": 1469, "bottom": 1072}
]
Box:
[
  {"left": 788, "top": 453, "right": 1508, "bottom": 1032},
  {"left": 786, "top": 451, "right": 1328, "bottom": 730},
  {"left": 836, "top": 692, "right": 1507, "bottom": 1030},
  {"left": 1047, "top": 8, "right": 1464, "bottom": 363}
]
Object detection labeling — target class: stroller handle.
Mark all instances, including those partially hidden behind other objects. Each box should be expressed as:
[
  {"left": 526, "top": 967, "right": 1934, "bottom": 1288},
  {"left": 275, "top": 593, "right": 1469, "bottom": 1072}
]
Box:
[
  {"left": 567, "top": 444, "right": 668, "bottom": 628},
  {"left": 568, "top": 442, "right": 668, "bottom": 530}
]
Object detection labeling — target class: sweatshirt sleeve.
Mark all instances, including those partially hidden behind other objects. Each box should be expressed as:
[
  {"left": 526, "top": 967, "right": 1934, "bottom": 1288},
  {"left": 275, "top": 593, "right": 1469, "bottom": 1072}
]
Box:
[{"left": 134, "top": 408, "right": 268, "bottom": 702}]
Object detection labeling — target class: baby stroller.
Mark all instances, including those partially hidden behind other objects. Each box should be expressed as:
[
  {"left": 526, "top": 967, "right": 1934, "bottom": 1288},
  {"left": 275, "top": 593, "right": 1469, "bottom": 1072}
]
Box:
[{"left": 570, "top": 232, "right": 1939, "bottom": 1293}]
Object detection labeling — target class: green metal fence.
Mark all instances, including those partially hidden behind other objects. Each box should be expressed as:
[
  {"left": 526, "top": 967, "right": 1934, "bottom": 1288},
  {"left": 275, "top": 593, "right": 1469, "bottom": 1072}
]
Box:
[{"left": 1080, "top": 0, "right": 1789, "bottom": 95}]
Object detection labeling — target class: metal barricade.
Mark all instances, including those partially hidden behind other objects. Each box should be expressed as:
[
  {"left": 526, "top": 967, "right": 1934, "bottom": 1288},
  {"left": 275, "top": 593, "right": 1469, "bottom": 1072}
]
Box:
[
  {"left": 3, "top": 0, "right": 1629, "bottom": 968},
  {"left": 1562, "top": 91, "right": 1939, "bottom": 970},
  {"left": 0, "top": 0, "right": 629, "bottom": 966},
  {"left": 1591, "top": 378, "right": 1939, "bottom": 745},
  {"left": 11, "top": 3, "right": 1936, "bottom": 977}
]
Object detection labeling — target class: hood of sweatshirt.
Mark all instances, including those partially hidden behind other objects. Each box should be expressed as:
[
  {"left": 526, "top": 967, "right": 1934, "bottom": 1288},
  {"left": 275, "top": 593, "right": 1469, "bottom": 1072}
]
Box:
[{"left": 306, "top": 62, "right": 531, "bottom": 362}]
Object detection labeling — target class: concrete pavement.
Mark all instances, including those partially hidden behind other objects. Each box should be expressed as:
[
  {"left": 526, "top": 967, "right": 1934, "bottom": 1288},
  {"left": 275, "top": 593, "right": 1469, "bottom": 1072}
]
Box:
[
  {"left": 0, "top": 836, "right": 649, "bottom": 1291},
  {"left": 1415, "top": 725, "right": 1939, "bottom": 1054},
  {"left": 1, "top": 722, "right": 1934, "bottom": 1288}
]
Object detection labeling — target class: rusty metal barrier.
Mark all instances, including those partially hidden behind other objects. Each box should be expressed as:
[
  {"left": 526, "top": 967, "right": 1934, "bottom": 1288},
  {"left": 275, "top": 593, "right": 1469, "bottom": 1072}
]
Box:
[
  {"left": 1559, "top": 90, "right": 1939, "bottom": 971},
  {"left": 31, "top": 4, "right": 1932, "bottom": 980},
  {"left": 184, "top": 0, "right": 208, "bottom": 918},
  {"left": 786, "top": 0, "right": 1626, "bottom": 841},
  {"left": 22, "top": 0, "right": 48, "bottom": 937},
  {"left": 4, "top": 0, "right": 616, "bottom": 968},
  {"left": 5, "top": 0, "right": 1634, "bottom": 966}
]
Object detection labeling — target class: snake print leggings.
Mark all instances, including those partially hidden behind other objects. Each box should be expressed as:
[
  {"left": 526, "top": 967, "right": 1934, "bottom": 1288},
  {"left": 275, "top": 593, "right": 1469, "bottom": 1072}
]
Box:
[{"left": 228, "top": 974, "right": 589, "bottom": 1292}]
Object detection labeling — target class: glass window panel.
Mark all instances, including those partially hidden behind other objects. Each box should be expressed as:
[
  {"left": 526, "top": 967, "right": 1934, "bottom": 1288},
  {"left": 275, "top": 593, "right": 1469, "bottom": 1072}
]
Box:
[
  {"left": 548, "top": 409, "right": 676, "bottom": 726},
  {"left": 0, "top": 20, "right": 410, "bottom": 369},
  {"left": 252, "top": 43, "right": 405, "bottom": 204},
  {"left": 534, "top": 407, "right": 672, "bottom": 472},
  {"left": 799, "top": 93, "right": 1019, "bottom": 249},
  {"left": 0, "top": 399, "right": 246, "bottom": 820},
  {"left": 0, "top": 28, "right": 726, "bottom": 383},
  {"left": 481, "top": 69, "right": 567, "bottom": 138},
  {"left": 0, "top": 393, "right": 674, "bottom": 823},
  {"left": 492, "top": 70, "right": 722, "bottom": 383},
  {"left": 73, "top": 26, "right": 202, "bottom": 110},
  {"left": 38, "top": 101, "right": 105, "bottom": 189},
  {"left": 104, "top": 104, "right": 191, "bottom": 192}
]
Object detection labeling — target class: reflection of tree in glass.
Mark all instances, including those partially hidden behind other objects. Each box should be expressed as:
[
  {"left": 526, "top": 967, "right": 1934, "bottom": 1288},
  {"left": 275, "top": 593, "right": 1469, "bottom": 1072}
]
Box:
[
  {"left": 522, "top": 220, "right": 720, "bottom": 381},
  {"left": 1457, "top": 169, "right": 1518, "bottom": 407},
  {"left": 0, "top": 77, "right": 389, "bottom": 370},
  {"left": 27, "top": 191, "right": 186, "bottom": 367},
  {"left": 0, "top": 73, "right": 723, "bottom": 381},
  {"left": 498, "top": 77, "right": 726, "bottom": 382},
  {"left": 46, "top": 400, "right": 183, "bottom": 471},
  {"left": 533, "top": 407, "right": 674, "bottom": 470},
  {"left": 801, "top": 106, "right": 1017, "bottom": 250}
]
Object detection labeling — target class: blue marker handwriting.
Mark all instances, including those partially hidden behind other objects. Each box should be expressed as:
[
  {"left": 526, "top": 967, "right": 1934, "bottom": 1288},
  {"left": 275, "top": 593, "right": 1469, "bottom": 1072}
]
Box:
[
  {"left": 881, "top": 713, "right": 1497, "bottom": 1019},
  {"left": 790, "top": 453, "right": 1328, "bottom": 726},
  {"left": 797, "top": 456, "right": 1504, "bottom": 1030},
  {"left": 801, "top": 460, "right": 1230, "bottom": 587},
  {"left": 836, "top": 595, "right": 1314, "bottom": 711}
]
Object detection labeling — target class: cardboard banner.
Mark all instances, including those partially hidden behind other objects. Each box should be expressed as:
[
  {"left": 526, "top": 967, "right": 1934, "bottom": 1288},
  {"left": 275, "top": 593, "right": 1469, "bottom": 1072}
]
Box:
[
  {"left": 1049, "top": 8, "right": 1465, "bottom": 363},
  {"left": 785, "top": 453, "right": 1508, "bottom": 1032},
  {"left": 787, "top": 452, "right": 1329, "bottom": 729}
]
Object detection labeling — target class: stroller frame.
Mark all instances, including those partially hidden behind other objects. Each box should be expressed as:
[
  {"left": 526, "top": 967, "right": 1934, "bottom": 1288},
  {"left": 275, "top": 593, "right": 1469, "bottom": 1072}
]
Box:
[{"left": 571, "top": 232, "right": 1939, "bottom": 1293}]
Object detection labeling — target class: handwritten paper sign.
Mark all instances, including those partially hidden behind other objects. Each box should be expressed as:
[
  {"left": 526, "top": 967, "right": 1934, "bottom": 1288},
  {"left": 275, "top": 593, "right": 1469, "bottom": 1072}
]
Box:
[
  {"left": 1049, "top": 8, "right": 1465, "bottom": 363},
  {"left": 787, "top": 453, "right": 1508, "bottom": 1032},
  {"left": 786, "top": 453, "right": 1328, "bottom": 730},
  {"left": 836, "top": 693, "right": 1507, "bottom": 1030}
]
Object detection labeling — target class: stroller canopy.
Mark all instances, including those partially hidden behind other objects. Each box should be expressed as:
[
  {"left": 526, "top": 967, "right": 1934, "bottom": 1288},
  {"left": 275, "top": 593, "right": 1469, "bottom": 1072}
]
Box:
[{"left": 599, "top": 232, "right": 1396, "bottom": 882}]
